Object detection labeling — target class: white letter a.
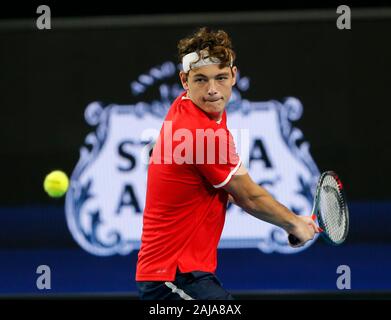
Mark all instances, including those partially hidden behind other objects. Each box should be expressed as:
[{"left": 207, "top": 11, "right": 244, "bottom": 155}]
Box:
[
  {"left": 36, "top": 265, "right": 51, "bottom": 289},
  {"left": 36, "top": 5, "right": 51, "bottom": 30}
]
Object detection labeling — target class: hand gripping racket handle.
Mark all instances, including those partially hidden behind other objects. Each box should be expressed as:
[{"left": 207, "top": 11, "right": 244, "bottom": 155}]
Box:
[
  {"left": 288, "top": 234, "right": 301, "bottom": 246},
  {"left": 288, "top": 214, "right": 321, "bottom": 246}
]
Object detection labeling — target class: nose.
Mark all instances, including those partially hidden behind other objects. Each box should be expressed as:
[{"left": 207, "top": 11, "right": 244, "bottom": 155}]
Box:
[{"left": 207, "top": 80, "right": 217, "bottom": 95}]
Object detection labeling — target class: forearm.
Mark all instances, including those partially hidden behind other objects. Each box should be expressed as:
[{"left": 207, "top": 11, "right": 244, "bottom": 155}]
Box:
[
  {"left": 225, "top": 172, "right": 299, "bottom": 232},
  {"left": 235, "top": 192, "right": 298, "bottom": 232},
  {"left": 225, "top": 172, "right": 317, "bottom": 246}
]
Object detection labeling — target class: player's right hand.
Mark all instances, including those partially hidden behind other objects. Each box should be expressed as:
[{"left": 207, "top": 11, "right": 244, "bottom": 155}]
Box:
[{"left": 287, "top": 215, "right": 320, "bottom": 248}]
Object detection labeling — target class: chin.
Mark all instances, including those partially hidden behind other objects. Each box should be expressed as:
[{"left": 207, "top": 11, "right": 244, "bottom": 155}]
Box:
[
  {"left": 206, "top": 106, "right": 223, "bottom": 114},
  {"left": 207, "top": 101, "right": 224, "bottom": 111}
]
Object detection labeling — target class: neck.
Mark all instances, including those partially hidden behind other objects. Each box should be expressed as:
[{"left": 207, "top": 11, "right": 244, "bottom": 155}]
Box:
[
  {"left": 209, "top": 112, "right": 223, "bottom": 122},
  {"left": 185, "top": 92, "right": 223, "bottom": 122}
]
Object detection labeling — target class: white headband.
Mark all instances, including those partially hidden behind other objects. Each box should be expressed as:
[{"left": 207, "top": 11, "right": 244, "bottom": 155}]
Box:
[{"left": 182, "top": 50, "right": 232, "bottom": 73}]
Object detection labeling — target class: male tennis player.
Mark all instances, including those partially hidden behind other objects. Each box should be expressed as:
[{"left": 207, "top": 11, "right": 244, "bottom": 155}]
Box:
[{"left": 136, "top": 27, "right": 319, "bottom": 300}]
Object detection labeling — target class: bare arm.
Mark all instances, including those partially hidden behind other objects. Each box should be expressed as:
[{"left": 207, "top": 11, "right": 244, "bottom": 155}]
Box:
[{"left": 224, "top": 167, "right": 318, "bottom": 246}]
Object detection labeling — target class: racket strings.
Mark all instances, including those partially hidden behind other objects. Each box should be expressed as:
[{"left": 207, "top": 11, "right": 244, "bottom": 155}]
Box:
[{"left": 318, "top": 175, "right": 348, "bottom": 244}]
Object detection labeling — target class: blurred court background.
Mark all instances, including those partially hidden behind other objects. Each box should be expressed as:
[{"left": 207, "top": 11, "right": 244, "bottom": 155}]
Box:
[{"left": 1, "top": 2, "right": 391, "bottom": 299}]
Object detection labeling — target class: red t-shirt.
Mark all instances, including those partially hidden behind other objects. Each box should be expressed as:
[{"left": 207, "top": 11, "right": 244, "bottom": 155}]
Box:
[{"left": 136, "top": 92, "right": 241, "bottom": 281}]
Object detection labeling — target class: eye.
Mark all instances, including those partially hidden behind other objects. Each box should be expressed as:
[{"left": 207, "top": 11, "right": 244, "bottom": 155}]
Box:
[
  {"left": 217, "top": 76, "right": 228, "bottom": 81},
  {"left": 195, "top": 78, "right": 206, "bottom": 83}
]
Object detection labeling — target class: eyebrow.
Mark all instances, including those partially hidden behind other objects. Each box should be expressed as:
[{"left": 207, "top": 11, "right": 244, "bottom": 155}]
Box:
[{"left": 193, "top": 72, "right": 230, "bottom": 78}]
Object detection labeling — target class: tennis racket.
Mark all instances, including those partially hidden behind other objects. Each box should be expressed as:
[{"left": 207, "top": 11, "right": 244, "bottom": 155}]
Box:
[{"left": 288, "top": 171, "right": 349, "bottom": 246}]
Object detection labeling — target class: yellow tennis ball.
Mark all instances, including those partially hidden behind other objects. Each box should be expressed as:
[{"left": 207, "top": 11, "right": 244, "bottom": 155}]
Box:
[{"left": 43, "top": 170, "right": 69, "bottom": 198}]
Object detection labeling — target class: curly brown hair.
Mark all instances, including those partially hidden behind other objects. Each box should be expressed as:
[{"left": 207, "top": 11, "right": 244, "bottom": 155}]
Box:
[{"left": 178, "top": 27, "right": 236, "bottom": 72}]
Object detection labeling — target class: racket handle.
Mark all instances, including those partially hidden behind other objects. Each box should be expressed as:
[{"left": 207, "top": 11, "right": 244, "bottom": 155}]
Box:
[
  {"left": 288, "top": 234, "right": 301, "bottom": 245},
  {"left": 288, "top": 214, "right": 320, "bottom": 245}
]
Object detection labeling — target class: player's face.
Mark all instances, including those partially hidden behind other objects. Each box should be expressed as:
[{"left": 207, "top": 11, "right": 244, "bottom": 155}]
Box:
[{"left": 180, "top": 64, "right": 237, "bottom": 120}]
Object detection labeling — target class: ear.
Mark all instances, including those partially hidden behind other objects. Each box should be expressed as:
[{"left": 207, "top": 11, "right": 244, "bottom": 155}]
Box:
[
  {"left": 179, "top": 71, "right": 189, "bottom": 90},
  {"left": 231, "top": 66, "right": 237, "bottom": 87}
]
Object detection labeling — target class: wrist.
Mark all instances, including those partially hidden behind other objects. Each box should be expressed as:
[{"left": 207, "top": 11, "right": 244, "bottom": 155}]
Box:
[{"left": 281, "top": 211, "right": 300, "bottom": 233}]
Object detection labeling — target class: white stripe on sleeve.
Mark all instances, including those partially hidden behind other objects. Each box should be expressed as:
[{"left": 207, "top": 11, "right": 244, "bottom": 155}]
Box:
[{"left": 213, "top": 159, "right": 242, "bottom": 189}]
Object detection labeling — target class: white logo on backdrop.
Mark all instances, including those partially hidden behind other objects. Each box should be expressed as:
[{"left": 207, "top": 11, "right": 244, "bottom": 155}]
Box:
[{"left": 65, "top": 61, "right": 320, "bottom": 256}]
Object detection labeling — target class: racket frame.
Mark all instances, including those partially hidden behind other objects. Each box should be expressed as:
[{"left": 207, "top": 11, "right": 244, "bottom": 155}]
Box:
[{"left": 313, "top": 171, "right": 350, "bottom": 245}]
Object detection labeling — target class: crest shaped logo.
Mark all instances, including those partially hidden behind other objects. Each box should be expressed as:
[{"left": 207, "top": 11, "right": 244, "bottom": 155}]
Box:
[{"left": 66, "top": 61, "right": 320, "bottom": 256}]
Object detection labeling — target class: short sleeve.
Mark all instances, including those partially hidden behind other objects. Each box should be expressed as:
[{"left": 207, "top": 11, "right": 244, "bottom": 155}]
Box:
[{"left": 194, "top": 127, "right": 242, "bottom": 188}]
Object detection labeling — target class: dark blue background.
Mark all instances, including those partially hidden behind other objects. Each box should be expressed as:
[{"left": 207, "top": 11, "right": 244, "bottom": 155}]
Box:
[{"left": 1, "top": 202, "right": 390, "bottom": 295}]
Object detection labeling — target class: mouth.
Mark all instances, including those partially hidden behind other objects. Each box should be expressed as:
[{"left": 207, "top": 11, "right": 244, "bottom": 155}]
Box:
[{"left": 204, "top": 97, "right": 222, "bottom": 103}]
